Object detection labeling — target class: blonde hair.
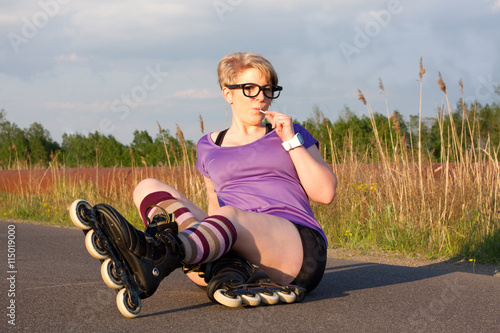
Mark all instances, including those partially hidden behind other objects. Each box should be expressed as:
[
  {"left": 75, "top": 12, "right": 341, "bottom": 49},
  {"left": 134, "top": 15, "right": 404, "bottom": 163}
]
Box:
[{"left": 217, "top": 52, "right": 278, "bottom": 89}]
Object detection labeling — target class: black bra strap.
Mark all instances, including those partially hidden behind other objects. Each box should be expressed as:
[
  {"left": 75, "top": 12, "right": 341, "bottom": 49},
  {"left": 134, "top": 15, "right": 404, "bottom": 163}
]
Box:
[
  {"left": 214, "top": 128, "right": 228, "bottom": 146},
  {"left": 215, "top": 123, "right": 274, "bottom": 146}
]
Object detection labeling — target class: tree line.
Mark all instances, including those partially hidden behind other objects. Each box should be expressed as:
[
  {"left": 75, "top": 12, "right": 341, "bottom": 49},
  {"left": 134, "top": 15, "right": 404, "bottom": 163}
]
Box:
[
  {"left": 304, "top": 101, "right": 500, "bottom": 164},
  {"left": 0, "top": 109, "right": 196, "bottom": 169},
  {"left": 1, "top": 101, "right": 499, "bottom": 169}
]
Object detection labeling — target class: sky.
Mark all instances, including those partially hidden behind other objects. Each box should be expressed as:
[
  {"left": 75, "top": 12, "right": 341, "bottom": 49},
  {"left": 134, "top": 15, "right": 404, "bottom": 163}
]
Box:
[{"left": 1, "top": 0, "right": 499, "bottom": 145}]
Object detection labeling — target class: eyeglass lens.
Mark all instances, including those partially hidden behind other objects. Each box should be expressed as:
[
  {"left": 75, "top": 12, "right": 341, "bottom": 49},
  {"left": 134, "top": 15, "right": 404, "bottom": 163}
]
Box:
[{"left": 243, "top": 84, "right": 281, "bottom": 99}]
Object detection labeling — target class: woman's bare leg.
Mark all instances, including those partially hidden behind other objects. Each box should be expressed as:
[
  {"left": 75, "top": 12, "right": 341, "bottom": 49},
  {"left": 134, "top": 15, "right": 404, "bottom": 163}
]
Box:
[
  {"left": 214, "top": 205, "right": 303, "bottom": 284},
  {"left": 133, "top": 178, "right": 303, "bottom": 285}
]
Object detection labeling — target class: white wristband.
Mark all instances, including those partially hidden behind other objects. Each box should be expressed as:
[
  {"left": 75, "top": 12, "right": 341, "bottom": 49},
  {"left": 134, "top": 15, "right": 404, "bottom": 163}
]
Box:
[{"left": 282, "top": 133, "right": 304, "bottom": 151}]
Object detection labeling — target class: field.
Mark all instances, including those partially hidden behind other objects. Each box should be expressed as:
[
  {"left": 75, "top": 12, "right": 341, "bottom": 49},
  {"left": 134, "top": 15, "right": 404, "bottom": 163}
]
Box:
[
  {"left": 0, "top": 166, "right": 205, "bottom": 229},
  {"left": 1, "top": 70, "right": 499, "bottom": 264},
  {"left": 1, "top": 160, "right": 498, "bottom": 264}
]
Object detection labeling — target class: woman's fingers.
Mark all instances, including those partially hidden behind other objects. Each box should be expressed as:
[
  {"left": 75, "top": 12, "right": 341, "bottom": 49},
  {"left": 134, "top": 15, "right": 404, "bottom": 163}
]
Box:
[{"left": 264, "top": 111, "right": 294, "bottom": 140}]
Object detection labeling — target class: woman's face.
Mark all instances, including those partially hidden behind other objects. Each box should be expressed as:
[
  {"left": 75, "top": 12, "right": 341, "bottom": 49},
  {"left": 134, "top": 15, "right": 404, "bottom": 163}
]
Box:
[{"left": 224, "top": 67, "right": 272, "bottom": 126}]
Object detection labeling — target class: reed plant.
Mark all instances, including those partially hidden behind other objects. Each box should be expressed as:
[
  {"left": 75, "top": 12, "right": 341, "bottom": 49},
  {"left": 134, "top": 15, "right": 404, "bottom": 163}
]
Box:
[
  {"left": 1, "top": 61, "right": 498, "bottom": 263},
  {"left": 320, "top": 60, "right": 499, "bottom": 263},
  {"left": 0, "top": 165, "right": 207, "bottom": 230}
]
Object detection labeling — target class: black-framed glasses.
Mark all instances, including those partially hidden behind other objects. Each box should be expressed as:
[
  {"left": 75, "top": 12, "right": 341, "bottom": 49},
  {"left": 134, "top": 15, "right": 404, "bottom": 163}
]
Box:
[{"left": 226, "top": 83, "right": 283, "bottom": 99}]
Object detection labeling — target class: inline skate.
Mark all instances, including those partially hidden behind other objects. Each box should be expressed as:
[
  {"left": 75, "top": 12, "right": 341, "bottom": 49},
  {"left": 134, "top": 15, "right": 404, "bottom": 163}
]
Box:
[
  {"left": 197, "top": 252, "right": 307, "bottom": 307},
  {"left": 69, "top": 199, "right": 184, "bottom": 318}
]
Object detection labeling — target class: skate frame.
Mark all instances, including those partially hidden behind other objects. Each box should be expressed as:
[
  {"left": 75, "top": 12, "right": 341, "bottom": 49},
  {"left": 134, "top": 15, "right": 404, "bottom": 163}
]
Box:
[{"left": 79, "top": 205, "right": 142, "bottom": 311}]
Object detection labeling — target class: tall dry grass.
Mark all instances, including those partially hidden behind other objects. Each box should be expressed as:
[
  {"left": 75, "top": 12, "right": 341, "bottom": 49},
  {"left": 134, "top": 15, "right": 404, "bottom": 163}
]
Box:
[
  {"left": 1, "top": 62, "right": 499, "bottom": 262},
  {"left": 319, "top": 60, "right": 499, "bottom": 262},
  {"left": 0, "top": 166, "right": 207, "bottom": 229},
  {"left": 0, "top": 124, "right": 206, "bottom": 229}
]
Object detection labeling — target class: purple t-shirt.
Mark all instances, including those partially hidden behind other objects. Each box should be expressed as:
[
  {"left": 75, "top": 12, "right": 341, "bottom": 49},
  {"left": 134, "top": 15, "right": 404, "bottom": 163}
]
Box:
[{"left": 196, "top": 123, "right": 327, "bottom": 243}]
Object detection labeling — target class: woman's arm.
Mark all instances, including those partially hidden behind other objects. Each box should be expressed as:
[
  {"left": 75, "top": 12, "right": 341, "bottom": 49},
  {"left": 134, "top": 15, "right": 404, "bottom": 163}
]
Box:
[
  {"left": 289, "top": 144, "right": 337, "bottom": 204},
  {"left": 204, "top": 176, "right": 220, "bottom": 215},
  {"left": 265, "top": 111, "right": 337, "bottom": 204}
]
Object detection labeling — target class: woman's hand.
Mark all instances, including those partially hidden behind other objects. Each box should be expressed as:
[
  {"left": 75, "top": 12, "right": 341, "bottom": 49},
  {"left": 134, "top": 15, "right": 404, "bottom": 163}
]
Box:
[{"left": 264, "top": 111, "right": 295, "bottom": 142}]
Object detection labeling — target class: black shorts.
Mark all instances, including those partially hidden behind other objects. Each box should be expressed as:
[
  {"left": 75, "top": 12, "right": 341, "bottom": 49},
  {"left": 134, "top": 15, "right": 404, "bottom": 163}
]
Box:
[{"left": 291, "top": 223, "right": 327, "bottom": 292}]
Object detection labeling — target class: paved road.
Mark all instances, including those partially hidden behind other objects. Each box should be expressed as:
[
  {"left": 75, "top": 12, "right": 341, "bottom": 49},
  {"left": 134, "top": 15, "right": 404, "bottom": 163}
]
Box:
[{"left": 1, "top": 220, "right": 499, "bottom": 332}]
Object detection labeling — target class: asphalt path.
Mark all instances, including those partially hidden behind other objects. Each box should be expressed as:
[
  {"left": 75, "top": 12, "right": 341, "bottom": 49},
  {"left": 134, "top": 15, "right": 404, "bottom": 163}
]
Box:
[{"left": 1, "top": 220, "right": 499, "bottom": 332}]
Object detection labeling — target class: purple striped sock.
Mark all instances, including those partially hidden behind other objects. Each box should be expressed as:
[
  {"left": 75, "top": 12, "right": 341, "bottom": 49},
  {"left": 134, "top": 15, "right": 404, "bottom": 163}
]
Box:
[
  {"left": 178, "top": 215, "right": 237, "bottom": 264},
  {"left": 139, "top": 191, "right": 197, "bottom": 229}
]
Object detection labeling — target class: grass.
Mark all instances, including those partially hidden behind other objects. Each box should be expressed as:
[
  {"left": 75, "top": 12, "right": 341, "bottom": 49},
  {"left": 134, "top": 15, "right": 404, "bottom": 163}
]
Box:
[
  {"left": 0, "top": 166, "right": 207, "bottom": 230},
  {"left": 317, "top": 162, "right": 499, "bottom": 263},
  {"left": 1, "top": 65, "right": 499, "bottom": 264},
  {"left": 322, "top": 63, "right": 499, "bottom": 263}
]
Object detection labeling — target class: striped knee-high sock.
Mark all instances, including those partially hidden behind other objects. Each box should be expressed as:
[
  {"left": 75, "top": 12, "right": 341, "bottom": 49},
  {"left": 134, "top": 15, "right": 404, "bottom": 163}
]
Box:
[
  {"left": 139, "top": 191, "right": 198, "bottom": 229},
  {"left": 139, "top": 191, "right": 237, "bottom": 265},
  {"left": 178, "top": 215, "right": 237, "bottom": 264}
]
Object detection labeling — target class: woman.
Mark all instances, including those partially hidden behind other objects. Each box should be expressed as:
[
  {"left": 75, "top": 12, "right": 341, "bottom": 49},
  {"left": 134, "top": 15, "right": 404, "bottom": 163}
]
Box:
[{"left": 99, "top": 52, "right": 337, "bottom": 307}]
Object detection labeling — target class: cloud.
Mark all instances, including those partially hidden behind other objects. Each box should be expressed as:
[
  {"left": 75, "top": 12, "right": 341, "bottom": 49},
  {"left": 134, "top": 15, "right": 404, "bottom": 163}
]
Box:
[
  {"left": 1, "top": 0, "right": 499, "bottom": 145},
  {"left": 55, "top": 53, "right": 88, "bottom": 63},
  {"left": 493, "top": 0, "right": 500, "bottom": 11},
  {"left": 172, "top": 89, "right": 220, "bottom": 100},
  {"left": 68, "top": 1, "right": 217, "bottom": 51}
]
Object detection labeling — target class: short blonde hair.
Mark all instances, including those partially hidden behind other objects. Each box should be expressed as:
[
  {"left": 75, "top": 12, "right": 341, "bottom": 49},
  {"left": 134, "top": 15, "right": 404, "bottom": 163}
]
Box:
[{"left": 217, "top": 52, "right": 278, "bottom": 89}]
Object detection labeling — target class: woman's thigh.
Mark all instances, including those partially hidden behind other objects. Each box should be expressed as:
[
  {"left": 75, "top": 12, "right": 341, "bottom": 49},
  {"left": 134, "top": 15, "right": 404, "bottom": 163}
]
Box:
[{"left": 215, "top": 206, "right": 304, "bottom": 285}]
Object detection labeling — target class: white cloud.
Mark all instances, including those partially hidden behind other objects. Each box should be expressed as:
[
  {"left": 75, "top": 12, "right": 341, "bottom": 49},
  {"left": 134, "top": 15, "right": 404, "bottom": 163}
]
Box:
[
  {"left": 55, "top": 53, "right": 88, "bottom": 63},
  {"left": 68, "top": 1, "right": 215, "bottom": 49},
  {"left": 172, "top": 89, "right": 219, "bottom": 100},
  {"left": 493, "top": 0, "right": 500, "bottom": 11}
]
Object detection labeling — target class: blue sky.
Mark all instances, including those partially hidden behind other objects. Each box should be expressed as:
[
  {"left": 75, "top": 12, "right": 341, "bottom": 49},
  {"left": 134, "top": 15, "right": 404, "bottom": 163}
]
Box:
[{"left": 1, "top": 0, "right": 499, "bottom": 144}]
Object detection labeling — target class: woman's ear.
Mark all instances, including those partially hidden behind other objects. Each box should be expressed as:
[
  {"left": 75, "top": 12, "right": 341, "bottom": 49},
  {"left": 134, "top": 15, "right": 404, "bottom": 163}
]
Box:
[{"left": 222, "top": 87, "right": 232, "bottom": 104}]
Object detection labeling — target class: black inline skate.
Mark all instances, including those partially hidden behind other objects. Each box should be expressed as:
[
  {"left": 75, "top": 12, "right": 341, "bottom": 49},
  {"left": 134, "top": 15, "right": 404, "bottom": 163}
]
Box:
[
  {"left": 69, "top": 199, "right": 184, "bottom": 318},
  {"left": 198, "top": 252, "right": 307, "bottom": 307}
]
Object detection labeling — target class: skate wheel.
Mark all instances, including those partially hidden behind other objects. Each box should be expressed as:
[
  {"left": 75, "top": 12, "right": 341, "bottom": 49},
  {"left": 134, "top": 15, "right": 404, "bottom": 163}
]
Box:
[
  {"left": 69, "top": 199, "right": 92, "bottom": 230},
  {"left": 241, "top": 293, "right": 261, "bottom": 306},
  {"left": 85, "top": 229, "right": 108, "bottom": 260},
  {"left": 258, "top": 292, "right": 279, "bottom": 305},
  {"left": 101, "top": 258, "right": 123, "bottom": 289},
  {"left": 116, "top": 288, "right": 141, "bottom": 319},
  {"left": 213, "top": 289, "right": 242, "bottom": 308},
  {"left": 276, "top": 290, "right": 296, "bottom": 303}
]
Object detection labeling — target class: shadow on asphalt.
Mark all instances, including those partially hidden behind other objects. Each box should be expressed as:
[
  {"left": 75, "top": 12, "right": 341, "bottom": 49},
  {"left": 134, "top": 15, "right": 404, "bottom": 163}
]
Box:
[
  {"left": 139, "top": 302, "right": 213, "bottom": 319},
  {"left": 133, "top": 261, "right": 452, "bottom": 318},
  {"left": 307, "top": 261, "right": 451, "bottom": 301}
]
